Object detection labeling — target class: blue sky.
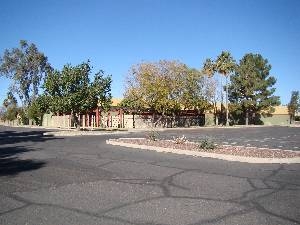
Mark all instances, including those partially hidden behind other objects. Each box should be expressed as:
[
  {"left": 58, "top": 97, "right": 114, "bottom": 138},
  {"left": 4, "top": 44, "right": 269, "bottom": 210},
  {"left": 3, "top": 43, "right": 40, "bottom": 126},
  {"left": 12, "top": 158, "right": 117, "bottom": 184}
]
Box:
[{"left": 0, "top": 0, "right": 299, "bottom": 105}]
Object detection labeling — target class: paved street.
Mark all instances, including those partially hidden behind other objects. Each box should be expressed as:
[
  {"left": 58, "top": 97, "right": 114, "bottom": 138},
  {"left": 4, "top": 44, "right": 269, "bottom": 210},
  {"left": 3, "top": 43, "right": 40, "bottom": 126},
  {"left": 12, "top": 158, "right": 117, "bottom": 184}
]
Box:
[
  {"left": 0, "top": 125, "right": 299, "bottom": 225},
  {"left": 159, "top": 126, "right": 300, "bottom": 150}
]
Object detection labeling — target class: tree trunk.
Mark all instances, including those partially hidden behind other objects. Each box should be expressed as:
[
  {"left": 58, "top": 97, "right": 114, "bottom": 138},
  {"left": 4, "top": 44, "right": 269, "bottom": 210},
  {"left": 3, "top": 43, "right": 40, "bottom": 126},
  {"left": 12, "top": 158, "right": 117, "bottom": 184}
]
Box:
[
  {"left": 171, "top": 112, "right": 175, "bottom": 128},
  {"left": 132, "top": 113, "right": 135, "bottom": 128},
  {"left": 245, "top": 110, "right": 249, "bottom": 126},
  {"left": 151, "top": 112, "right": 155, "bottom": 128},
  {"left": 154, "top": 113, "right": 164, "bottom": 128},
  {"left": 76, "top": 114, "right": 81, "bottom": 130},
  {"left": 213, "top": 102, "right": 218, "bottom": 126},
  {"left": 225, "top": 76, "right": 229, "bottom": 126},
  {"left": 72, "top": 111, "right": 80, "bottom": 130},
  {"left": 290, "top": 114, "right": 294, "bottom": 124},
  {"left": 40, "top": 114, "right": 44, "bottom": 126},
  {"left": 220, "top": 76, "right": 224, "bottom": 110}
]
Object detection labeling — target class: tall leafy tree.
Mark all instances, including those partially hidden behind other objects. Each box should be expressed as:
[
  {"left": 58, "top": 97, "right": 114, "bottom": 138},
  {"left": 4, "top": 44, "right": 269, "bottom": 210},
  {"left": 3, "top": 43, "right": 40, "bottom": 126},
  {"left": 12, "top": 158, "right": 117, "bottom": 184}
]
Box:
[
  {"left": 122, "top": 61, "right": 182, "bottom": 124},
  {"left": 202, "top": 58, "right": 215, "bottom": 77},
  {"left": 0, "top": 40, "right": 51, "bottom": 106},
  {"left": 2, "top": 92, "right": 18, "bottom": 121},
  {"left": 92, "top": 70, "right": 112, "bottom": 111},
  {"left": 180, "top": 68, "right": 214, "bottom": 112},
  {"left": 228, "top": 53, "right": 280, "bottom": 125},
  {"left": 43, "top": 61, "right": 112, "bottom": 129},
  {"left": 215, "top": 51, "right": 236, "bottom": 126},
  {"left": 27, "top": 95, "right": 51, "bottom": 125},
  {"left": 122, "top": 60, "right": 213, "bottom": 127},
  {"left": 288, "top": 91, "right": 300, "bottom": 123},
  {"left": 0, "top": 106, "right": 5, "bottom": 121},
  {"left": 202, "top": 58, "right": 219, "bottom": 125},
  {"left": 3, "top": 92, "right": 17, "bottom": 109}
]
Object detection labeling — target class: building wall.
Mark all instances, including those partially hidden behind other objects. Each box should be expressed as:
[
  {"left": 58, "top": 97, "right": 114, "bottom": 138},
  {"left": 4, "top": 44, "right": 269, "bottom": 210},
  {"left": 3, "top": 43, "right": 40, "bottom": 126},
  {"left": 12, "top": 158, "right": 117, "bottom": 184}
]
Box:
[
  {"left": 38, "top": 106, "right": 291, "bottom": 128},
  {"left": 124, "top": 114, "right": 134, "bottom": 128},
  {"left": 123, "top": 114, "right": 205, "bottom": 128},
  {"left": 205, "top": 114, "right": 215, "bottom": 126},
  {"left": 100, "top": 111, "right": 121, "bottom": 128},
  {"left": 42, "top": 113, "right": 52, "bottom": 127},
  {"left": 42, "top": 113, "right": 72, "bottom": 128},
  {"left": 260, "top": 114, "right": 290, "bottom": 126},
  {"left": 0, "top": 119, "right": 19, "bottom": 126}
]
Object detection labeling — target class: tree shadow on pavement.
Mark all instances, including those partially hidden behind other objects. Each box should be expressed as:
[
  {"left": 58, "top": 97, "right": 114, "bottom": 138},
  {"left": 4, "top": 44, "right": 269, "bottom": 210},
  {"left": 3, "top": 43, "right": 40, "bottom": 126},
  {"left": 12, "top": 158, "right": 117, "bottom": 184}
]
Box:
[
  {"left": 0, "top": 146, "right": 46, "bottom": 176},
  {"left": 0, "top": 128, "right": 61, "bottom": 176},
  {"left": 0, "top": 129, "right": 57, "bottom": 145}
]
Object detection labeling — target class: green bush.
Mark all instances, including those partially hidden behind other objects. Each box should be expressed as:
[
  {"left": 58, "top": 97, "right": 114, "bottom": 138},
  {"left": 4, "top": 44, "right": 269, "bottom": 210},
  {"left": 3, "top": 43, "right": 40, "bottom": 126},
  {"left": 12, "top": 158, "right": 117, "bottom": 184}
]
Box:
[
  {"left": 198, "top": 139, "right": 217, "bottom": 151},
  {"left": 17, "top": 108, "right": 29, "bottom": 125},
  {"left": 5, "top": 106, "right": 18, "bottom": 121},
  {"left": 27, "top": 103, "right": 43, "bottom": 125}
]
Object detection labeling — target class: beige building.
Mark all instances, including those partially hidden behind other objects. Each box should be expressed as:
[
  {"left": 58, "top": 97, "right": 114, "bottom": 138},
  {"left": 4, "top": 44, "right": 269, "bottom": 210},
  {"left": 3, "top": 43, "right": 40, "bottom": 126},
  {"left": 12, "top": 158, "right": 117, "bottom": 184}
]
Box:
[{"left": 38, "top": 98, "right": 291, "bottom": 128}]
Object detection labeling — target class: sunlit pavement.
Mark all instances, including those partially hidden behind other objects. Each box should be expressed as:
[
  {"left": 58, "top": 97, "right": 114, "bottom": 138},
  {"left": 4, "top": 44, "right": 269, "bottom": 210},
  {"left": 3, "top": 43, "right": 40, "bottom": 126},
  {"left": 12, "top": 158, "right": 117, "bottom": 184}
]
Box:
[
  {"left": 158, "top": 126, "right": 300, "bottom": 151},
  {"left": 0, "top": 126, "right": 299, "bottom": 225}
]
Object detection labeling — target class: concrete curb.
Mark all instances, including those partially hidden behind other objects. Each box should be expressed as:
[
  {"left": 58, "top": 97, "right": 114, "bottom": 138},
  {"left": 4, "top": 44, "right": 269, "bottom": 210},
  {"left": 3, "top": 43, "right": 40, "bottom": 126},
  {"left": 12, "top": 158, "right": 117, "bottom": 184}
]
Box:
[
  {"left": 44, "top": 131, "right": 130, "bottom": 136},
  {"left": 127, "top": 125, "right": 294, "bottom": 132},
  {"left": 106, "top": 139, "right": 300, "bottom": 164}
]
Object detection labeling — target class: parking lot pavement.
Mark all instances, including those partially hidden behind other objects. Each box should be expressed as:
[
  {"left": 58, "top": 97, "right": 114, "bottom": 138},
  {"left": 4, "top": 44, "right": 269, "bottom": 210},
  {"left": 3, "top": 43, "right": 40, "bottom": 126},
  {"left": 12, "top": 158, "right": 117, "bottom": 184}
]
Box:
[
  {"left": 0, "top": 126, "right": 300, "bottom": 225},
  {"left": 157, "top": 126, "right": 300, "bottom": 150}
]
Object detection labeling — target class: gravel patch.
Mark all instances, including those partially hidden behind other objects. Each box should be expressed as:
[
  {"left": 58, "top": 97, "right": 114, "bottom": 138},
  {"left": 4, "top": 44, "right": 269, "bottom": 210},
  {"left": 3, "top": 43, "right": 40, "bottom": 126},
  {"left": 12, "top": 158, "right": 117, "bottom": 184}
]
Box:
[{"left": 113, "top": 138, "right": 300, "bottom": 158}]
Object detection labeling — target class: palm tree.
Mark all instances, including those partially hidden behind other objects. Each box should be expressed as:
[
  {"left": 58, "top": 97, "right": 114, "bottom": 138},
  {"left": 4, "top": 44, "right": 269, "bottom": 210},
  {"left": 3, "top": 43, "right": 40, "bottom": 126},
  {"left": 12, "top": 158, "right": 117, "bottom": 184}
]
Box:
[
  {"left": 202, "top": 58, "right": 219, "bottom": 125},
  {"left": 215, "top": 51, "right": 236, "bottom": 126},
  {"left": 202, "top": 58, "right": 215, "bottom": 77},
  {"left": 3, "top": 92, "right": 17, "bottom": 108}
]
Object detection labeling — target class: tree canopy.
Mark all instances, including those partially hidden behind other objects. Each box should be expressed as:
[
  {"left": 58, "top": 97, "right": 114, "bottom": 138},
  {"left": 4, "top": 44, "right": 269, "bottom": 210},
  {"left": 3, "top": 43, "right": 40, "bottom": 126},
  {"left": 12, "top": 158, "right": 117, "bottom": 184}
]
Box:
[
  {"left": 43, "top": 61, "right": 112, "bottom": 128},
  {"left": 202, "top": 58, "right": 215, "bottom": 77},
  {"left": 288, "top": 91, "right": 300, "bottom": 122},
  {"left": 215, "top": 51, "right": 236, "bottom": 126},
  {"left": 0, "top": 40, "right": 51, "bottom": 106},
  {"left": 2, "top": 92, "right": 19, "bottom": 121},
  {"left": 0, "top": 40, "right": 285, "bottom": 128},
  {"left": 3, "top": 92, "right": 17, "bottom": 109},
  {"left": 121, "top": 60, "right": 214, "bottom": 126},
  {"left": 27, "top": 95, "right": 51, "bottom": 125},
  {"left": 215, "top": 51, "right": 236, "bottom": 77},
  {"left": 201, "top": 51, "right": 236, "bottom": 125},
  {"left": 228, "top": 53, "right": 280, "bottom": 125}
]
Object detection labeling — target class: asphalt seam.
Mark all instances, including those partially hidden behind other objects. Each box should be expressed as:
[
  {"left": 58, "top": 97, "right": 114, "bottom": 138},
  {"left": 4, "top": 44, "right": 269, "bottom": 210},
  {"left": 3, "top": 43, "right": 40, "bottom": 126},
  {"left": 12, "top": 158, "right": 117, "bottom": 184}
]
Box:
[
  {"left": 3, "top": 166, "right": 298, "bottom": 225},
  {"left": 1, "top": 159, "right": 299, "bottom": 224}
]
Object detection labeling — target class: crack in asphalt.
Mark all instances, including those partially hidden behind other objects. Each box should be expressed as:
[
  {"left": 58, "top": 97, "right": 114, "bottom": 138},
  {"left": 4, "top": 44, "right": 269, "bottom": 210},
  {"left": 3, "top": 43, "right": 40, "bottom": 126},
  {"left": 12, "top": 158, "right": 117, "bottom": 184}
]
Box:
[
  {"left": 1, "top": 159, "right": 299, "bottom": 225},
  {"left": 1, "top": 127, "right": 300, "bottom": 225}
]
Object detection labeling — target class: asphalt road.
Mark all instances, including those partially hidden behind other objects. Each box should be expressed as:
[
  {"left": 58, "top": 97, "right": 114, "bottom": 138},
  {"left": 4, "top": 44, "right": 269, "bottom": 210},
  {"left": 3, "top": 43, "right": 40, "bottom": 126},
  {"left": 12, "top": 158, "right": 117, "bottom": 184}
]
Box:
[
  {"left": 0, "top": 125, "right": 299, "bottom": 225},
  {"left": 157, "top": 126, "right": 300, "bottom": 150}
]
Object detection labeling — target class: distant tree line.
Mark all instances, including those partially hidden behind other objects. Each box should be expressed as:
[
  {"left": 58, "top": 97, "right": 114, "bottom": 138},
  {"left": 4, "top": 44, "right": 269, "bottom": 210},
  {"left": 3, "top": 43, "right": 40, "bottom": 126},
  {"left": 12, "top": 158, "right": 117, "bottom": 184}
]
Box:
[
  {"left": 1, "top": 40, "right": 296, "bottom": 128},
  {"left": 0, "top": 40, "right": 112, "bottom": 129},
  {"left": 288, "top": 91, "right": 300, "bottom": 122},
  {"left": 121, "top": 51, "right": 282, "bottom": 126}
]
